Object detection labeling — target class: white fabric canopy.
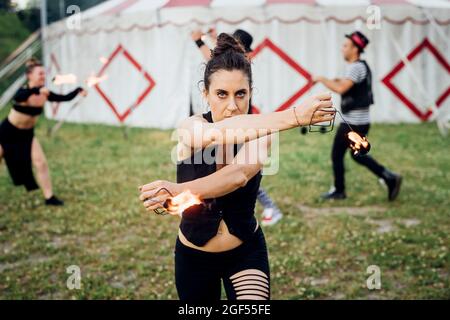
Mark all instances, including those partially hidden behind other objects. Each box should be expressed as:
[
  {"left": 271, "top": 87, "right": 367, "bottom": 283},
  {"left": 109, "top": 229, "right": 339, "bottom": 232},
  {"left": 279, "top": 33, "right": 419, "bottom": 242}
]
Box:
[{"left": 44, "top": 0, "right": 450, "bottom": 128}]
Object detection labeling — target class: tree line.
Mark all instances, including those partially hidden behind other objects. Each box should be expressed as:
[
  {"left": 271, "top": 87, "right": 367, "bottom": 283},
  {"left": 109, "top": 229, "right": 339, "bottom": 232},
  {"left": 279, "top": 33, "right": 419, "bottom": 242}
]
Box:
[{"left": 1, "top": 0, "right": 108, "bottom": 32}]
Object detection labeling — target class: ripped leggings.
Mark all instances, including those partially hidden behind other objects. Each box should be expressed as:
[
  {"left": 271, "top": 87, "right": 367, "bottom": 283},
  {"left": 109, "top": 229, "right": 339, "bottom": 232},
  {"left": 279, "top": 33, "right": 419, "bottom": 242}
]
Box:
[{"left": 175, "top": 227, "right": 270, "bottom": 301}]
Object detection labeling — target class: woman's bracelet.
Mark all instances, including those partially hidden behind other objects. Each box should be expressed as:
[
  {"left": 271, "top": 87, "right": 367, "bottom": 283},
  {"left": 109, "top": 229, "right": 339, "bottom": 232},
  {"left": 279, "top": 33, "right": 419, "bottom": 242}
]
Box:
[{"left": 195, "top": 39, "right": 205, "bottom": 48}]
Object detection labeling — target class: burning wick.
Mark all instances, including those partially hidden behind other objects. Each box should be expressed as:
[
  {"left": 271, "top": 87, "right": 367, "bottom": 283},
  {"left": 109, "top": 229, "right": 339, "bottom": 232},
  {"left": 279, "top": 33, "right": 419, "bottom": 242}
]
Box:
[
  {"left": 163, "top": 191, "right": 202, "bottom": 216},
  {"left": 52, "top": 74, "right": 77, "bottom": 86},
  {"left": 347, "top": 131, "right": 371, "bottom": 156},
  {"left": 147, "top": 189, "right": 202, "bottom": 217},
  {"left": 52, "top": 73, "right": 108, "bottom": 88},
  {"left": 86, "top": 73, "right": 108, "bottom": 87},
  {"left": 99, "top": 56, "right": 109, "bottom": 64},
  {"left": 337, "top": 109, "right": 371, "bottom": 156},
  {"left": 309, "top": 108, "right": 372, "bottom": 156}
]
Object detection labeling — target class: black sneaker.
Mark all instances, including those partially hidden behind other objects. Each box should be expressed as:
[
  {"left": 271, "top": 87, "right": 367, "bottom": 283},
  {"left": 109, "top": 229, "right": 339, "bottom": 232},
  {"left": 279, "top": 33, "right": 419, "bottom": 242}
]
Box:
[
  {"left": 381, "top": 169, "right": 402, "bottom": 201},
  {"left": 321, "top": 188, "right": 347, "bottom": 200},
  {"left": 45, "top": 195, "right": 64, "bottom": 206}
]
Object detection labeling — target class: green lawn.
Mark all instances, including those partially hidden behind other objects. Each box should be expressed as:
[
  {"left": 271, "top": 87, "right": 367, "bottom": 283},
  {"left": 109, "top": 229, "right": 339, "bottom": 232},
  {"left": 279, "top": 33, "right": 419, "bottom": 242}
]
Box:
[{"left": 0, "top": 108, "right": 449, "bottom": 299}]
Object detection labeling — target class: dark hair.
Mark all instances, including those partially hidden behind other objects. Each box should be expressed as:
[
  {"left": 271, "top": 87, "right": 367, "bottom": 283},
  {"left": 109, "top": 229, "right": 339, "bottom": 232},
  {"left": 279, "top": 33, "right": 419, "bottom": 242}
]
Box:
[
  {"left": 203, "top": 33, "right": 252, "bottom": 91},
  {"left": 25, "top": 58, "right": 43, "bottom": 74}
]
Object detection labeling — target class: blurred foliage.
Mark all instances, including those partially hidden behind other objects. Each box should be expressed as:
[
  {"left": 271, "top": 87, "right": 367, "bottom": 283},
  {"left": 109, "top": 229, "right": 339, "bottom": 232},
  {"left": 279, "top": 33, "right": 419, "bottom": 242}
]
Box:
[
  {"left": 0, "top": 0, "right": 108, "bottom": 93},
  {"left": 22, "top": 0, "right": 109, "bottom": 29},
  {"left": 0, "top": 0, "right": 12, "bottom": 11},
  {"left": 0, "top": 12, "right": 30, "bottom": 62}
]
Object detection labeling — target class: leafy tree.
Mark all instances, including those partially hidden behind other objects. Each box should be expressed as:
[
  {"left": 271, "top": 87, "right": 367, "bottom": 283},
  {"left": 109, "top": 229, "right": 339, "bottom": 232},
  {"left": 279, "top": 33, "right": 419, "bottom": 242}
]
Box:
[{"left": 0, "top": 0, "right": 12, "bottom": 11}]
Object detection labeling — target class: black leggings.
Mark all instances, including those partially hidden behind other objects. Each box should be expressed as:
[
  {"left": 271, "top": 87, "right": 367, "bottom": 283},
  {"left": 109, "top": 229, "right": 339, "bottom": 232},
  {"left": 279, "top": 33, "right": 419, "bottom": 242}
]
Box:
[
  {"left": 0, "top": 118, "right": 39, "bottom": 191},
  {"left": 332, "top": 123, "right": 385, "bottom": 193},
  {"left": 175, "top": 227, "right": 270, "bottom": 301}
]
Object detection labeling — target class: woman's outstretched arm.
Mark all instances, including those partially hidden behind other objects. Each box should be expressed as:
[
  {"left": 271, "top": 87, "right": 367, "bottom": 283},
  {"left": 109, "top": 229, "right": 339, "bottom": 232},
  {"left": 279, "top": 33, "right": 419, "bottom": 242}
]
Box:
[
  {"left": 48, "top": 87, "right": 85, "bottom": 102},
  {"left": 139, "top": 134, "right": 273, "bottom": 212},
  {"left": 178, "top": 92, "right": 335, "bottom": 150}
]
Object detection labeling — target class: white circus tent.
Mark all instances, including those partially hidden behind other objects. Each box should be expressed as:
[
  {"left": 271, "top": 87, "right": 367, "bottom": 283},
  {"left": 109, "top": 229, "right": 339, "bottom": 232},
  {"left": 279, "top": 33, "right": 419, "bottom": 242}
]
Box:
[{"left": 43, "top": 0, "right": 450, "bottom": 129}]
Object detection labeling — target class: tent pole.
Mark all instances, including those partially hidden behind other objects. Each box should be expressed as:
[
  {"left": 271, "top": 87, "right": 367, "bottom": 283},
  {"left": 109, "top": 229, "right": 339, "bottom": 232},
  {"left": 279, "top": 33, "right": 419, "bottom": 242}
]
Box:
[
  {"left": 421, "top": 8, "right": 449, "bottom": 49},
  {"left": 40, "top": 0, "right": 48, "bottom": 72}
]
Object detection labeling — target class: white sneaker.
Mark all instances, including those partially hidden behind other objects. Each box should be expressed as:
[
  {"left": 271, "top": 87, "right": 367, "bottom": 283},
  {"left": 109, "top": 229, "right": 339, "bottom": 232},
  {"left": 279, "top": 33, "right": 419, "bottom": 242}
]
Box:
[
  {"left": 378, "top": 178, "right": 386, "bottom": 187},
  {"left": 261, "top": 208, "right": 283, "bottom": 227}
]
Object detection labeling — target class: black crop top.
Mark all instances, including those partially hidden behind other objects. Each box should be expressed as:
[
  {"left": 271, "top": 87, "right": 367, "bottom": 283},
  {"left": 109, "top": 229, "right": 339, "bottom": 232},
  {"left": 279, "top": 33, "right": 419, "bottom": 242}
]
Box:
[
  {"left": 177, "top": 112, "right": 262, "bottom": 247},
  {"left": 12, "top": 85, "right": 82, "bottom": 116}
]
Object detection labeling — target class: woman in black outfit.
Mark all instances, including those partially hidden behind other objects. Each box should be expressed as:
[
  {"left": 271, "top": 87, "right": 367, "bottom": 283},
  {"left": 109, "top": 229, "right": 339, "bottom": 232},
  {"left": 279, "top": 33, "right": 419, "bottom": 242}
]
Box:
[
  {"left": 139, "top": 34, "right": 335, "bottom": 301},
  {"left": 0, "top": 59, "right": 86, "bottom": 206}
]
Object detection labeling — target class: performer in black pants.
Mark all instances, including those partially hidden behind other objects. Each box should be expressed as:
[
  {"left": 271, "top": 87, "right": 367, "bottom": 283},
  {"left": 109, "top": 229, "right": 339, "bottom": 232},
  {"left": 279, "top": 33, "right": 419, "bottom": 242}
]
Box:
[
  {"left": 0, "top": 58, "right": 87, "bottom": 205},
  {"left": 140, "top": 33, "right": 335, "bottom": 300},
  {"left": 313, "top": 31, "right": 402, "bottom": 201}
]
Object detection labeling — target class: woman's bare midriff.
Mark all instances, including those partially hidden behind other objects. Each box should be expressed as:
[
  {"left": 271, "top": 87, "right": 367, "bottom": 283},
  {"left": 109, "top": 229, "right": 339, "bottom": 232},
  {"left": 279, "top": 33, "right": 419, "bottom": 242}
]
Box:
[
  {"left": 8, "top": 109, "right": 39, "bottom": 129},
  {"left": 178, "top": 219, "right": 259, "bottom": 253}
]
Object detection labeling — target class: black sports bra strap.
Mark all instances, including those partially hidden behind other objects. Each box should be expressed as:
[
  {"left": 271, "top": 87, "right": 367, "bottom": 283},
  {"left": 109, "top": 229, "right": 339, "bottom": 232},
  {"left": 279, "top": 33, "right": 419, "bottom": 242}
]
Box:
[
  {"left": 13, "top": 104, "right": 44, "bottom": 116},
  {"left": 202, "top": 111, "right": 213, "bottom": 123}
]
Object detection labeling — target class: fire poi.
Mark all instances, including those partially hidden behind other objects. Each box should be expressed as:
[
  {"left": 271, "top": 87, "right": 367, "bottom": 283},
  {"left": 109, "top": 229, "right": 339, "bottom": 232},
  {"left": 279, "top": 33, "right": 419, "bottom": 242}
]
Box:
[
  {"left": 147, "top": 188, "right": 202, "bottom": 216},
  {"left": 52, "top": 74, "right": 77, "bottom": 86},
  {"left": 52, "top": 73, "right": 108, "bottom": 88},
  {"left": 347, "top": 131, "right": 371, "bottom": 156},
  {"left": 309, "top": 108, "right": 371, "bottom": 156},
  {"left": 48, "top": 72, "right": 108, "bottom": 137}
]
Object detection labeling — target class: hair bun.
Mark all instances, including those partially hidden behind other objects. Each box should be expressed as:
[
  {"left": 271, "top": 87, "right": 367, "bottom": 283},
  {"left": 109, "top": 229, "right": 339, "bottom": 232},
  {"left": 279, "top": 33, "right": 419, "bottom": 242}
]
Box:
[
  {"left": 211, "top": 33, "right": 246, "bottom": 59},
  {"left": 25, "top": 58, "right": 41, "bottom": 68},
  {"left": 25, "top": 58, "right": 43, "bottom": 74}
]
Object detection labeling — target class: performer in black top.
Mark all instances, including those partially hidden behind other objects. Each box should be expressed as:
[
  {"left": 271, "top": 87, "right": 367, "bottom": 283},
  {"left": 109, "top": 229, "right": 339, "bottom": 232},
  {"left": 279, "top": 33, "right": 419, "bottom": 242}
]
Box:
[
  {"left": 0, "top": 58, "right": 87, "bottom": 206},
  {"left": 191, "top": 27, "right": 284, "bottom": 227},
  {"left": 139, "top": 33, "right": 336, "bottom": 301},
  {"left": 313, "top": 31, "right": 402, "bottom": 201}
]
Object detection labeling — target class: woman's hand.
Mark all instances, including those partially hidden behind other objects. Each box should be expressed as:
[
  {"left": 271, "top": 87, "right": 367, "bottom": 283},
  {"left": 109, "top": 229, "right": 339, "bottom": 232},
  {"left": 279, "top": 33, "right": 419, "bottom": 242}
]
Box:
[
  {"left": 207, "top": 27, "right": 218, "bottom": 40},
  {"left": 79, "top": 88, "right": 88, "bottom": 97},
  {"left": 294, "top": 92, "right": 336, "bottom": 126},
  {"left": 28, "top": 88, "right": 49, "bottom": 106},
  {"left": 190, "top": 30, "right": 203, "bottom": 41},
  {"left": 312, "top": 75, "right": 324, "bottom": 84},
  {"left": 39, "top": 87, "right": 50, "bottom": 96},
  {"left": 139, "top": 180, "right": 183, "bottom": 214}
]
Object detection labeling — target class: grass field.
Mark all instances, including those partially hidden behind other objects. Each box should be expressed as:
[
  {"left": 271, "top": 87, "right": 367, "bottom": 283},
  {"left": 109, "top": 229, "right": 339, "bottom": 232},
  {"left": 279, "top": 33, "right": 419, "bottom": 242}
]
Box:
[{"left": 0, "top": 108, "right": 449, "bottom": 300}]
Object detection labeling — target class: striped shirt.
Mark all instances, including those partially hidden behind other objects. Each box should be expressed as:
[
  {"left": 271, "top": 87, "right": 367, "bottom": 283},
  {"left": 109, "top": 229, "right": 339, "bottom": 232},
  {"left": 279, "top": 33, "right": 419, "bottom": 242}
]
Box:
[{"left": 342, "top": 61, "right": 370, "bottom": 125}]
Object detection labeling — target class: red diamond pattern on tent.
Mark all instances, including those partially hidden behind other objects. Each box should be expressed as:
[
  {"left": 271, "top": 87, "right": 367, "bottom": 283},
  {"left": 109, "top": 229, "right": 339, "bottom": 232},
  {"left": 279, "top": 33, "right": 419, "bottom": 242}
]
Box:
[
  {"left": 163, "top": 0, "right": 211, "bottom": 7},
  {"left": 95, "top": 44, "right": 156, "bottom": 123},
  {"left": 104, "top": 0, "right": 140, "bottom": 15},
  {"left": 250, "top": 38, "right": 313, "bottom": 112},
  {"left": 382, "top": 38, "right": 450, "bottom": 121}
]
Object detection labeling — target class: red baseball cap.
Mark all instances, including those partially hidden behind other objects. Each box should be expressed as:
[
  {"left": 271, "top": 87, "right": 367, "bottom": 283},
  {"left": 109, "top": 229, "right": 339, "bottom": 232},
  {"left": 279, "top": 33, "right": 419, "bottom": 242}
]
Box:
[{"left": 345, "top": 31, "right": 370, "bottom": 52}]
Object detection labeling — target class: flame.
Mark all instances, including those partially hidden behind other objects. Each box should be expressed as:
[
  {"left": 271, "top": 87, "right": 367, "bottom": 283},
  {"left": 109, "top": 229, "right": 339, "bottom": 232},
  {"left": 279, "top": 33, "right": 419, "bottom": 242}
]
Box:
[
  {"left": 165, "top": 190, "right": 202, "bottom": 216},
  {"left": 53, "top": 74, "right": 77, "bottom": 86},
  {"left": 86, "top": 73, "right": 108, "bottom": 87},
  {"left": 347, "top": 131, "right": 370, "bottom": 155},
  {"left": 99, "top": 56, "right": 109, "bottom": 64}
]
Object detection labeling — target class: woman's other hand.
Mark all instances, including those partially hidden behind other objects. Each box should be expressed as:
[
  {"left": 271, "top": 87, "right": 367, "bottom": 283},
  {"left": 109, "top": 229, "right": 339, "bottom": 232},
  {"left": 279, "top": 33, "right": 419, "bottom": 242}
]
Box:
[{"left": 294, "top": 92, "right": 336, "bottom": 126}]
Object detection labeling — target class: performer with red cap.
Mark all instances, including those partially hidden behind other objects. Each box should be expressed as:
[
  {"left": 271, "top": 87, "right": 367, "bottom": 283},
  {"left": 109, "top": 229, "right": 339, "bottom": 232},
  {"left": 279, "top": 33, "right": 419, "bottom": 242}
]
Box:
[{"left": 313, "top": 31, "right": 402, "bottom": 201}]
